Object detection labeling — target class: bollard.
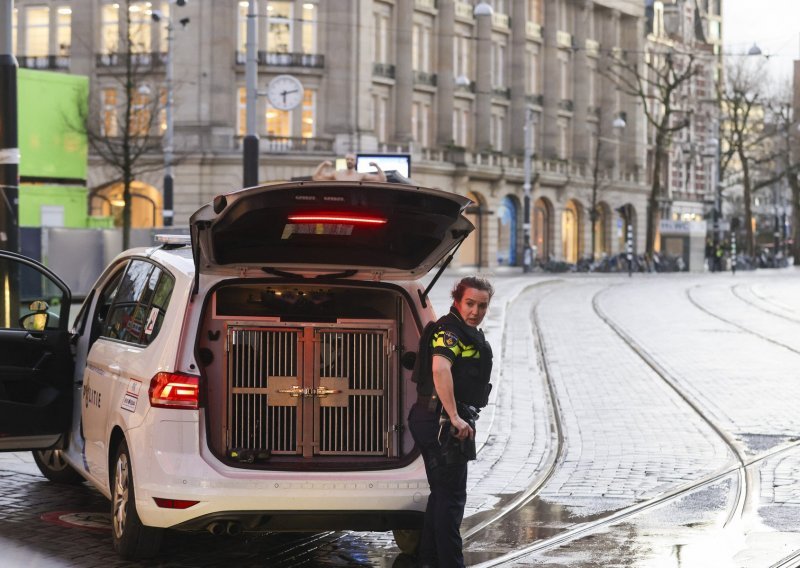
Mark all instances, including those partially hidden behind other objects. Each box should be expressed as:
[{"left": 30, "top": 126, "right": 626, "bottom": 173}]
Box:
[{"left": 626, "top": 223, "right": 633, "bottom": 277}]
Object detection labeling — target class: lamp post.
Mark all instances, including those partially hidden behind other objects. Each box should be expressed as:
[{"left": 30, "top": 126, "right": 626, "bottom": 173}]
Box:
[
  {"left": 242, "top": 0, "right": 259, "bottom": 188},
  {"left": 590, "top": 113, "right": 626, "bottom": 263},
  {"left": 522, "top": 109, "right": 535, "bottom": 272},
  {"left": 0, "top": 0, "right": 18, "bottom": 253},
  {"left": 706, "top": 133, "right": 722, "bottom": 272},
  {"left": 151, "top": 1, "right": 188, "bottom": 227}
]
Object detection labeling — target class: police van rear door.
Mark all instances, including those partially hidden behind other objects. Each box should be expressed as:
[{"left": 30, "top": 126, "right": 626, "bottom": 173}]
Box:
[{"left": 190, "top": 180, "right": 475, "bottom": 281}]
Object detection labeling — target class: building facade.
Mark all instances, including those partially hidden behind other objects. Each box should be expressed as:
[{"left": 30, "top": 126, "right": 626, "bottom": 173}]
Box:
[{"left": 11, "top": 0, "right": 660, "bottom": 268}]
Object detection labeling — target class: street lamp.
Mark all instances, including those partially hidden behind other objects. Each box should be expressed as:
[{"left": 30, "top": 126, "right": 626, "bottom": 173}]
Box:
[
  {"left": 612, "top": 112, "right": 627, "bottom": 180},
  {"left": 455, "top": 75, "right": 471, "bottom": 89},
  {"left": 589, "top": 112, "right": 627, "bottom": 263},
  {"left": 705, "top": 134, "right": 723, "bottom": 271},
  {"left": 522, "top": 109, "right": 536, "bottom": 273},
  {"left": 243, "top": 0, "right": 259, "bottom": 188},
  {"left": 151, "top": 1, "right": 189, "bottom": 227},
  {"left": 747, "top": 43, "right": 763, "bottom": 56}
]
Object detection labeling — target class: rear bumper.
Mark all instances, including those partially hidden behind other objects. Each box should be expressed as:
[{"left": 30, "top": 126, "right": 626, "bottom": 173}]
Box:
[
  {"left": 127, "top": 414, "right": 429, "bottom": 530},
  {"left": 173, "top": 510, "right": 424, "bottom": 532}
]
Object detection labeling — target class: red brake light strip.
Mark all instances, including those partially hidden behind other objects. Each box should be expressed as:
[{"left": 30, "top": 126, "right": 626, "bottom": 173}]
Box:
[{"left": 288, "top": 214, "right": 387, "bottom": 225}]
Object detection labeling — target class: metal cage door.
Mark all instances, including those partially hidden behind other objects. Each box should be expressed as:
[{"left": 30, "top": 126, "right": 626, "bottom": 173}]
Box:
[
  {"left": 314, "top": 329, "right": 391, "bottom": 456},
  {"left": 227, "top": 327, "right": 302, "bottom": 456}
]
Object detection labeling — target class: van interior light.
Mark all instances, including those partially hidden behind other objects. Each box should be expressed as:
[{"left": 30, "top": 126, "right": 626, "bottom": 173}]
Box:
[{"left": 288, "top": 214, "right": 387, "bottom": 225}]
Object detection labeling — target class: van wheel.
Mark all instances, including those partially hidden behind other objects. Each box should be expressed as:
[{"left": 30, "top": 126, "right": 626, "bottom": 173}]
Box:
[
  {"left": 392, "top": 529, "right": 421, "bottom": 555},
  {"left": 111, "top": 440, "right": 163, "bottom": 559},
  {"left": 32, "top": 449, "right": 83, "bottom": 484}
]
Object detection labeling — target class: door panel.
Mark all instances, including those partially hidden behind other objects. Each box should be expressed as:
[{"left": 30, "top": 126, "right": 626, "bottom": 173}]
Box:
[{"left": 0, "top": 252, "right": 73, "bottom": 447}]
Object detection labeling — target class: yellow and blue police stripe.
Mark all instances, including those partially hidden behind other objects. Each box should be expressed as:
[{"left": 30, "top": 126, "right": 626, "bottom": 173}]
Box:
[{"left": 432, "top": 329, "right": 481, "bottom": 359}]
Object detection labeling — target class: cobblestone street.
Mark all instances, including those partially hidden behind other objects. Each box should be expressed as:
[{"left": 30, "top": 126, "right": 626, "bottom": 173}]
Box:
[{"left": 2, "top": 269, "right": 800, "bottom": 567}]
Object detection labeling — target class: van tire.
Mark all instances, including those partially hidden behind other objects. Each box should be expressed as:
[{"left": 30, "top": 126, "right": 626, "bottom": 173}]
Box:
[
  {"left": 111, "top": 440, "right": 163, "bottom": 559},
  {"left": 32, "top": 449, "right": 84, "bottom": 485},
  {"left": 392, "top": 528, "right": 421, "bottom": 555}
]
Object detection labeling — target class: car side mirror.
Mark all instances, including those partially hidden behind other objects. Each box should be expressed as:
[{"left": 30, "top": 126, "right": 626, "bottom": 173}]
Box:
[{"left": 21, "top": 300, "right": 50, "bottom": 331}]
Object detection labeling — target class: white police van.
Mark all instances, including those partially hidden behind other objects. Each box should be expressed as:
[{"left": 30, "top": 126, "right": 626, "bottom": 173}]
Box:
[{"left": 0, "top": 181, "right": 473, "bottom": 558}]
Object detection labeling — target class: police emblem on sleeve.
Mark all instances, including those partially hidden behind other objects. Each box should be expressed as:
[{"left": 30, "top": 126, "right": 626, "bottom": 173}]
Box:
[{"left": 443, "top": 331, "right": 458, "bottom": 347}]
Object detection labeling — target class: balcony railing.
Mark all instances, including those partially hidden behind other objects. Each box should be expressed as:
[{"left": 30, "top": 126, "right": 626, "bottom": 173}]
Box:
[
  {"left": 234, "top": 51, "right": 325, "bottom": 68},
  {"left": 413, "top": 70, "right": 437, "bottom": 86},
  {"left": 17, "top": 54, "right": 70, "bottom": 70},
  {"left": 492, "top": 12, "right": 509, "bottom": 29},
  {"left": 526, "top": 21, "right": 543, "bottom": 40},
  {"left": 585, "top": 39, "right": 600, "bottom": 57},
  {"left": 373, "top": 62, "right": 396, "bottom": 79},
  {"left": 96, "top": 52, "right": 167, "bottom": 68},
  {"left": 258, "top": 136, "right": 333, "bottom": 153},
  {"left": 492, "top": 86, "right": 511, "bottom": 99},
  {"left": 455, "top": 1, "right": 473, "bottom": 19},
  {"left": 556, "top": 30, "right": 573, "bottom": 49},
  {"left": 526, "top": 93, "right": 544, "bottom": 106}
]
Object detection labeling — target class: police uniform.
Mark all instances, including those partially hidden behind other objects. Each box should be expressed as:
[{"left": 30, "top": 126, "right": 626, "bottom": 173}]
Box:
[{"left": 408, "top": 306, "right": 493, "bottom": 568}]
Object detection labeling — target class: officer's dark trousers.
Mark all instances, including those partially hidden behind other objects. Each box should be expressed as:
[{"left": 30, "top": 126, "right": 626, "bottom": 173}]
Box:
[{"left": 408, "top": 403, "right": 468, "bottom": 568}]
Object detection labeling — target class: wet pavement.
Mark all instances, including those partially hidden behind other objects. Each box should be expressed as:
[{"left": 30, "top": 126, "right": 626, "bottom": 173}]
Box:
[{"left": 2, "top": 268, "right": 800, "bottom": 566}]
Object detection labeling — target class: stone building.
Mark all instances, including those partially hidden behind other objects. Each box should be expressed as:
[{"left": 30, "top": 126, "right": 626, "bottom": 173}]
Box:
[
  {"left": 11, "top": 0, "right": 658, "bottom": 268},
  {"left": 645, "top": 0, "right": 722, "bottom": 226}
]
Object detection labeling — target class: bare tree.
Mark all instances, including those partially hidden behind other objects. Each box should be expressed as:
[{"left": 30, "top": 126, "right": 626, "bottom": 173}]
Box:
[
  {"left": 604, "top": 47, "right": 700, "bottom": 258},
  {"left": 718, "top": 58, "right": 772, "bottom": 257},
  {"left": 77, "top": 0, "right": 166, "bottom": 249},
  {"left": 763, "top": 86, "right": 800, "bottom": 264}
]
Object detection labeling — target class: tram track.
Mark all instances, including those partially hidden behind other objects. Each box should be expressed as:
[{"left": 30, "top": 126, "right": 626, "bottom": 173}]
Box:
[
  {"left": 595, "top": 285, "right": 747, "bottom": 529},
  {"left": 462, "top": 281, "right": 566, "bottom": 542},
  {"left": 468, "top": 281, "right": 800, "bottom": 567},
  {"left": 686, "top": 284, "right": 800, "bottom": 356},
  {"left": 731, "top": 282, "right": 800, "bottom": 325},
  {"left": 253, "top": 277, "right": 800, "bottom": 566}
]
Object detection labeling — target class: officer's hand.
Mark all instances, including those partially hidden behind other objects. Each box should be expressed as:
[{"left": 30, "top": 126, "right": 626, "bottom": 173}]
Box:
[{"left": 451, "top": 416, "right": 474, "bottom": 441}]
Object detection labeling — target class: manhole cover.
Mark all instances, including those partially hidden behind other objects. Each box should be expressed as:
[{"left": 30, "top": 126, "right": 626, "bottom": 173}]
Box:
[{"left": 41, "top": 511, "right": 111, "bottom": 531}]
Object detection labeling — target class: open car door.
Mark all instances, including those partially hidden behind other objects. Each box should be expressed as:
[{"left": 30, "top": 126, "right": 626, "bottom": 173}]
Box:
[{"left": 0, "top": 251, "right": 74, "bottom": 450}]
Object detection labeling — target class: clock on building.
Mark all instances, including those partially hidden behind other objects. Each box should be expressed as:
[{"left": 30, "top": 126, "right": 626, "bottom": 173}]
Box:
[{"left": 265, "top": 75, "right": 304, "bottom": 111}]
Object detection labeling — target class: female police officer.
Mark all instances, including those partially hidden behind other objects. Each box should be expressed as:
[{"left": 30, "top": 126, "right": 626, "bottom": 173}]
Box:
[{"left": 408, "top": 276, "right": 494, "bottom": 567}]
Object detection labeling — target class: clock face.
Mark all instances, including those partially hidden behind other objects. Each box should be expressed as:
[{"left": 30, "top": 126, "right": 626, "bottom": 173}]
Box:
[{"left": 266, "top": 75, "right": 304, "bottom": 111}]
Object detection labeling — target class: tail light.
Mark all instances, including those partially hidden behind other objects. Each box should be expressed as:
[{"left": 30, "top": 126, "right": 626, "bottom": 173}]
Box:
[
  {"left": 149, "top": 372, "right": 200, "bottom": 409},
  {"left": 153, "top": 497, "right": 199, "bottom": 509}
]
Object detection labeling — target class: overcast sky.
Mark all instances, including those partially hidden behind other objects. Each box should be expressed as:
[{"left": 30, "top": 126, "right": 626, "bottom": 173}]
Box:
[{"left": 723, "top": 0, "right": 799, "bottom": 86}]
